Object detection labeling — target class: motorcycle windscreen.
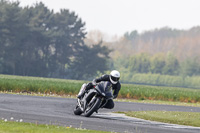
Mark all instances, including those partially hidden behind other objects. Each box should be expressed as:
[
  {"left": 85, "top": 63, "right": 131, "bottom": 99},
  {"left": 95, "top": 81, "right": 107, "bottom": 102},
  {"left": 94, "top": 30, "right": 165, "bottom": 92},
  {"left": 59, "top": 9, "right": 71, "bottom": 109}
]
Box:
[{"left": 96, "top": 81, "right": 113, "bottom": 98}]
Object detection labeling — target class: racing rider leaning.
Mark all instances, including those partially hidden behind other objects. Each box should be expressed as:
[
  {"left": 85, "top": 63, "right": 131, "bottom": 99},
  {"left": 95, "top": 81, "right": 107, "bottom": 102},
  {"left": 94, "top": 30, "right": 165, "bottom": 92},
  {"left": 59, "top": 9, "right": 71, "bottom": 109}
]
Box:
[{"left": 77, "top": 70, "right": 121, "bottom": 109}]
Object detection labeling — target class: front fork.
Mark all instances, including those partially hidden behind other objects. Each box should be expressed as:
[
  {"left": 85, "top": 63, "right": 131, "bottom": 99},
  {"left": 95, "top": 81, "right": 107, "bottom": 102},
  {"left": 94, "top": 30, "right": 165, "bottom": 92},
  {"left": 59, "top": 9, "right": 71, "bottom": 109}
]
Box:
[
  {"left": 77, "top": 99, "right": 84, "bottom": 112},
  {"left": 99, "top": 98, "right": 107, "bottom": 108},
  {"left": 78, "top": 93, "right": 98, "bottom": 112}
]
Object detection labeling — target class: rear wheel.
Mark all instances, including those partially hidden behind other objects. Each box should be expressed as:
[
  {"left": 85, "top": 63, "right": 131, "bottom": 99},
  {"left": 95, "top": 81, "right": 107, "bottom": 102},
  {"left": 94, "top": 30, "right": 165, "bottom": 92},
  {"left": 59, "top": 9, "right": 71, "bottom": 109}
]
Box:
[{"left": 84, "top": 97, "right": 101, "bottom": 117}]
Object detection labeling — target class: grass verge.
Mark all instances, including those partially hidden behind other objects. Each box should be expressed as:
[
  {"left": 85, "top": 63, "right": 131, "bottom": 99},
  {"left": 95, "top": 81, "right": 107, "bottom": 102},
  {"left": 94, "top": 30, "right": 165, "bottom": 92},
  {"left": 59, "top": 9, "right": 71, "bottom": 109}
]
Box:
[
  {"left": 0, "top": 120, "right": 109, "bottom": 133},
  {"left": 117, "top": 111, "right": 200, "bottom": 127},
  {"left": 120, "top": 84, "right": 200, "bottom": 103},
  {"left": 1, "top": 74, "right": 200, "bottom": 103},
  {"left": 115, "top": 99, "right": 200, "bottom": 107}
]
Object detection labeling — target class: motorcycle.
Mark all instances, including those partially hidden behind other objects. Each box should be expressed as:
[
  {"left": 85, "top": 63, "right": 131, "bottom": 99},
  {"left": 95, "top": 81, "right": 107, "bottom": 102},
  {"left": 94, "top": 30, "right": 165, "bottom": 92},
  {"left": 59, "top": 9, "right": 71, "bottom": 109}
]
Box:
[{"left": 73, "top": 81, "right": 113, "bottom": 117}]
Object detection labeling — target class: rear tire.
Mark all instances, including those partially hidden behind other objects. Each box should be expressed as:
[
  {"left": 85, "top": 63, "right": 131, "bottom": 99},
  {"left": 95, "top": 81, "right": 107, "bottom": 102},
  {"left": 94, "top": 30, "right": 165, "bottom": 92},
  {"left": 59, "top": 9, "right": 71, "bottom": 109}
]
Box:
[{"left": 84, "top": 97, "right": 101, "bottom": 117}]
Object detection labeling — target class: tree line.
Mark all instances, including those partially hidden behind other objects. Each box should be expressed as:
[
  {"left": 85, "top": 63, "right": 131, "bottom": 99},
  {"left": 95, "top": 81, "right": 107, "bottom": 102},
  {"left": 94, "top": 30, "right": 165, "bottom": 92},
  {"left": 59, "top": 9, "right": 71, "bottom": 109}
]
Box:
[
  {"left": 112, "top": 52, "right": 200, "bottom": 79},
  {"left": 109, "top": 52, "right": 200, "bottom": 88},
  {"left": 85, "top": 27, "right": 200, "bottom": 88},
  {"left": 1, "top": 0, "right": 200, "bottom": 88},
  {"left": 0, "top": 0, "right": 110, "bottom": 80},
  {"left": 112, "top": 27, "right": 200, "bottom": 61}
]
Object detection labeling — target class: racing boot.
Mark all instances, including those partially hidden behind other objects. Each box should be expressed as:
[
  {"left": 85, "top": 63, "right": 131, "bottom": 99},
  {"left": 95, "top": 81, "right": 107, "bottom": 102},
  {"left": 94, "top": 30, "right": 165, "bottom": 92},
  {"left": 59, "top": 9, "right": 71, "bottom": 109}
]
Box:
[{"left": 77, "top": 83, "right": 87, "bottom": 99}]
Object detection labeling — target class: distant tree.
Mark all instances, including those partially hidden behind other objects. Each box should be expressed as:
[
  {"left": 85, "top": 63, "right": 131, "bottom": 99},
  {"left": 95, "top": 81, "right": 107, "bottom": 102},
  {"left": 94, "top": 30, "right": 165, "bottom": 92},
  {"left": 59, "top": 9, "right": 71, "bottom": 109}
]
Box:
[
  {"left": 0, "top": 0, "right": 23, "bottom": 75},
  {"left": 128, "top": 53, "right": 150, "bottom": 73},
  {"left": 85, "top": 30, "right": 104, "bottom": 45},
  {"left": 124, "top": 30, "right": 138, "bottom": 41},
  {"left": 180, "top": 57, "right": 200, "bottom": 76},
  {"left": 14, "top": 2, "right": 53, "bottom": 76},
  {"left": 0, "top": 1, "right": 111, "bottom": 79},
  {"left": 162, "top": 53, "right": 179, "bottom": 75},
  {"left": 68, "top": 41, "right": 111, "bottom": 80},
  {"left": 150, "top": 53, "right": 165, "bottom": 74},
  {"left": 46, "top": 9, "right": 87, "bottom": 78}
]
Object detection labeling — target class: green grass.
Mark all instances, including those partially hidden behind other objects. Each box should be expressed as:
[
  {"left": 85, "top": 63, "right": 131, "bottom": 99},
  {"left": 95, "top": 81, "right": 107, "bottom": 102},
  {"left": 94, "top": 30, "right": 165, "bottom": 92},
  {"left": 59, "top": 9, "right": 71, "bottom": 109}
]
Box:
[
  {"left": 1, "top": 74, "right": 200, "bottom": 103},
  {"left": 118, "top": 111, "right": 200, "bottom": 127},
  {"left": 120, "top": 84, "right": 200, "bottom": 102},
  {"left": 0, "top": 120, "right": 109, "bottom": 133},
  {"left": 0, "top": 74, "right": 84, "bottom": 95},
  {"left": 115, "top": 99, "right": 200, "bottom": 107},
  {"left": 1, "top": 75, "right": 200, "bottom": 130}
]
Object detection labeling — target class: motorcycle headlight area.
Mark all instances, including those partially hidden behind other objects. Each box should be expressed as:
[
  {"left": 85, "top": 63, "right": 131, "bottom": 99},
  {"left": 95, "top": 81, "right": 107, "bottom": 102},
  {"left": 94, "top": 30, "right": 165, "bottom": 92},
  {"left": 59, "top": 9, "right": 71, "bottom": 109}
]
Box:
[{"left": 102, "top": 92, "right": 106, "bottom": 96}]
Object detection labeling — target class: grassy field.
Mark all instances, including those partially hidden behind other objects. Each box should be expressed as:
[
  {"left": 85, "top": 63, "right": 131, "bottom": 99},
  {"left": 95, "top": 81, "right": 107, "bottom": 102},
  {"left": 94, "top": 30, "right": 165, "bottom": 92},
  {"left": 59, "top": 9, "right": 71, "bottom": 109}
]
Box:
[
  {"left": 120, "top": 84, "right": 200, "bottom": 103},
  {"left": 115, "top": 99, "right": 200, "bottom": 107},
  {"left": 0, "top": 74, "right": 84, "bottom": 95},
  {"left": 1, "top": 74, "right": 200, "bottom": 103},
  {"left": 0, "top": 120, "right": 109, "bottom": 133},
  {"left": 118, "top": 111, "right": 200, "bottom": 127},
  {"left": 1, "top": 74, "right": 200, "bottom": 130}
]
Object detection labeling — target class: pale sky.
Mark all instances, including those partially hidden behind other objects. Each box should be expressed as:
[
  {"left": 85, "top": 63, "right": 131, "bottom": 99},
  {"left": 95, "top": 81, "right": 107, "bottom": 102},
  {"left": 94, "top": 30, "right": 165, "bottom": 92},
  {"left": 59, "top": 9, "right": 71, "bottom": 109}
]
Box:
[{"left": 14, "top": 0, "right": 200, "bottom": 36}]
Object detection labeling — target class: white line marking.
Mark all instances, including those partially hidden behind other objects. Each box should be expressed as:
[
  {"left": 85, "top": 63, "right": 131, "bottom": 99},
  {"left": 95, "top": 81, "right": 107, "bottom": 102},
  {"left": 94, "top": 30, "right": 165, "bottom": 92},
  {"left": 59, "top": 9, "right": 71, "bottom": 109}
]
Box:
[{"left": 94, "top": 113, "right": 200, "bottom": 130}]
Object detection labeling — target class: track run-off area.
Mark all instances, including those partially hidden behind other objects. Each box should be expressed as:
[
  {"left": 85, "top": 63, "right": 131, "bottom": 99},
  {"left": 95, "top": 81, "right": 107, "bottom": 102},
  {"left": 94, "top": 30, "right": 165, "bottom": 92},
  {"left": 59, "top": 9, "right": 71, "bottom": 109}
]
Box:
[{"left": 0, "top": 94, "right": 200, "bottom": 133}]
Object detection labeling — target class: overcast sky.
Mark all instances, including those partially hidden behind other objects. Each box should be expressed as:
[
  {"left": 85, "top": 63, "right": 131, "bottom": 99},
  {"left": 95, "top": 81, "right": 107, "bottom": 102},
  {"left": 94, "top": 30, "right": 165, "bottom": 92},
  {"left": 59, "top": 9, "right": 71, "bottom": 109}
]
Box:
[{"left": 14, "top": 0, "right": 200, "bottom": 36}]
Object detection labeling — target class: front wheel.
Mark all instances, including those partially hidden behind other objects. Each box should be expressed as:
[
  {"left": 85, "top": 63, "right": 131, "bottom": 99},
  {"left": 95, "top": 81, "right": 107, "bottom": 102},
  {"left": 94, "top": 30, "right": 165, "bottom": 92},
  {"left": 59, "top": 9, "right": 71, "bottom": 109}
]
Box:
[
  {"left": 74, "top": 100, "right": 83, "bottom": 115},
  {"left": 74, "top": 105, "right": 83, "bottom": 115},
  {"left": 84, "top": 97, "right": 101, "bottom": 117}
]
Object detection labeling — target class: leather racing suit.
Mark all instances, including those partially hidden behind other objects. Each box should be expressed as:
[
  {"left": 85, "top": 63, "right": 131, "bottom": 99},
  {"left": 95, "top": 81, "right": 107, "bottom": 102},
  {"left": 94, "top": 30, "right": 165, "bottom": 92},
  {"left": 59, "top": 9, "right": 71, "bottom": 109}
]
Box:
[{"left": 85, "top": 74, "right": 121, "bottom": 109}]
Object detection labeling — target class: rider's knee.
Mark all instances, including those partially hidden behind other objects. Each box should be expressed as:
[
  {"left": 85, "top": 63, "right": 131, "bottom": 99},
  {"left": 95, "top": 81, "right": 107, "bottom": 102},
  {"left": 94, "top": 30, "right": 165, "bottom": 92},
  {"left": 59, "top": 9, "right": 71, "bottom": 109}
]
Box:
[{"left": 104, "top": 100, "right": 114, "bottom": 109}]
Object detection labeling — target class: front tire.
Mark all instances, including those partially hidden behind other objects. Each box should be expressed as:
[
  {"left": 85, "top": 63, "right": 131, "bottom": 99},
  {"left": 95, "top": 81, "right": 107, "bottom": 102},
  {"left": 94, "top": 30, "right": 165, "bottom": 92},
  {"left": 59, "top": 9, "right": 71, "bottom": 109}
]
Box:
[
  {"left": 74, "top": 99, "right": 83, "bottom": 115},
  {"left": 74, "top": 105, "right": 83, "bottom": 115},
  {"left": 84, "top": 97, "right": 101, "bottom": 117}
]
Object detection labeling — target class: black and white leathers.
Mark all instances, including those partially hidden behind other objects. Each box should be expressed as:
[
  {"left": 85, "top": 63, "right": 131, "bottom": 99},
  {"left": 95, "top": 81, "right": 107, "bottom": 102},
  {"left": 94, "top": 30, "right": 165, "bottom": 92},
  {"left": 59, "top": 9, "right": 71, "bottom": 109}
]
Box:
[{"left": 92, "top": 74, "right": 121, "bottom": 99}]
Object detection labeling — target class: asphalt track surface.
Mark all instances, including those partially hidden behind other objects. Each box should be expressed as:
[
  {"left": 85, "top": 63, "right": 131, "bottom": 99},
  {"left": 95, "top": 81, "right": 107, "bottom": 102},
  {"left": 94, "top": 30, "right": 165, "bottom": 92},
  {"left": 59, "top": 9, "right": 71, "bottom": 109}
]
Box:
[{"left": 0, "top": 94, "right": 200, "bottom": 133}]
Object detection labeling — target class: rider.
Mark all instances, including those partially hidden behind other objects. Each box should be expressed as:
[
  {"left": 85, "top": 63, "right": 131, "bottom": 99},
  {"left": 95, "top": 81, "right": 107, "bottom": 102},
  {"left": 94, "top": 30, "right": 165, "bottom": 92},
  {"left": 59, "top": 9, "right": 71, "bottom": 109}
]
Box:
[{"left": 77, "top": 70, "right": 121, "bottom": 109}]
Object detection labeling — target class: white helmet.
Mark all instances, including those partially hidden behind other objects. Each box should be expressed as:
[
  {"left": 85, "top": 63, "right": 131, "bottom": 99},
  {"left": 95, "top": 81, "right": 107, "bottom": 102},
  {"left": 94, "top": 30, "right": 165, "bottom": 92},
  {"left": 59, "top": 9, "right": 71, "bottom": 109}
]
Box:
[{"left": 109, "top": 70, "right": 120, "bottom": 84}]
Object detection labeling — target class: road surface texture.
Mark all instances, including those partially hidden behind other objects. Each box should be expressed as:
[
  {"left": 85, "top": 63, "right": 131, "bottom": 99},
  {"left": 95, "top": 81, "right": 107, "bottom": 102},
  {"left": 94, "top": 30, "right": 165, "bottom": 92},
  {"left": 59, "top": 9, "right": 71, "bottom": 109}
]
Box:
[{"left": 0, "top": 93, "right": 200, "bottom": 133}]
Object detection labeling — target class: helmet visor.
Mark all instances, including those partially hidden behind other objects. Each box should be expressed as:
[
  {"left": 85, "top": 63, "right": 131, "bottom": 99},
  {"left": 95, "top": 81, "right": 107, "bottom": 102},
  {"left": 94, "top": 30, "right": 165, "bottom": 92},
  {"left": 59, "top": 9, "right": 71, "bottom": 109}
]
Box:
[{"left": 111, "top": 76, "right": 120, "bottom": 82}]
